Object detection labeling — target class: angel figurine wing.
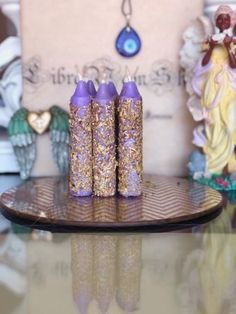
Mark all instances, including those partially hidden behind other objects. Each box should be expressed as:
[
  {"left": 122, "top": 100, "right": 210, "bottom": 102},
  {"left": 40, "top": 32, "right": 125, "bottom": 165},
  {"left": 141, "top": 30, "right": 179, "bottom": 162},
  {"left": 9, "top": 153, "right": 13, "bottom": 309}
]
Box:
[
  {"left": 8, "top": 107, "right": 36, "bottom": 180},
  {"left": 180, "top": 16, "right": 213, "bottom": 121},
  {"left": 49, "top": 105, "right": 69, "bottom": 175}
]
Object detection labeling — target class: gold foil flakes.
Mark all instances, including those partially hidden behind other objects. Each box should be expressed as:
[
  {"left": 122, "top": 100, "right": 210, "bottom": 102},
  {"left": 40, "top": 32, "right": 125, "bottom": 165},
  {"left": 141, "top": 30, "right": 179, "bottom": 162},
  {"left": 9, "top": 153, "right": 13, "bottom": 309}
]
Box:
[
  {"left": 92, "top": 100, "right": 116, "bottom": 197},
  {"left": 118, "top": 98, "right": 143, "bottom": 197},
  {"left": 69, "top": 104, "right": 93, "bottom": 196}
]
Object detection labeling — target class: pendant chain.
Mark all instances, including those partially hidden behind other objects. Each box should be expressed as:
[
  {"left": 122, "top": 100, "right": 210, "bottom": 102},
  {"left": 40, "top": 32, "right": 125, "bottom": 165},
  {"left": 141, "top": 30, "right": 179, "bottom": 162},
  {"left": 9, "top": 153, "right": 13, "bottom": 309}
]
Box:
[
  {"left": 121, "top": 0, "right": 132, "bottom": 27},
  {"left": 116, "top": 0, "right": 141, "bottom": 58}
]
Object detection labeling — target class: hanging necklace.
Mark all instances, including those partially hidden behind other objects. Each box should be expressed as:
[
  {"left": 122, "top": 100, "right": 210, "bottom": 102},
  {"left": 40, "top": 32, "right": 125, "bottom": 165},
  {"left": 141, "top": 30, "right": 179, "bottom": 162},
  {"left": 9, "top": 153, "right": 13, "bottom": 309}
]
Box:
[{"left": 115, "top": 0, "right": 142, "bottom": 58}]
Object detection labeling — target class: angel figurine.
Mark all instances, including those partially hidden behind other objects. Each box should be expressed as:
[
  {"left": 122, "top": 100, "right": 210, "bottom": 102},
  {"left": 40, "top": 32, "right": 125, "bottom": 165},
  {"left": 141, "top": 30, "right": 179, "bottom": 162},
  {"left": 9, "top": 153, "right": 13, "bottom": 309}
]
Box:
[{"left": 181, "top": 5, "right": 236, "bottom": 190}]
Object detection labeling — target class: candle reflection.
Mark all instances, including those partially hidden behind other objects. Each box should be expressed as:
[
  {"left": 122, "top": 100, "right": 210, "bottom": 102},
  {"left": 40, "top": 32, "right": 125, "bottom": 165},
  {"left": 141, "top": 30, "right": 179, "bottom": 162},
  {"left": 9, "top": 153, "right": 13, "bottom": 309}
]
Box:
[
  {"left": 178, "top": 205, "right": 236, "bottom": 314},
  {"left": 71, "top": 234, "right": 142, "bottom": 314},
  {"left": 116, "top": 235, "right": 142, "bottom": 312},
  {"left": 71, "top": 235, "right": 93, "bottom": 314},
  {"left": 93, "top": 197, "right": 117, "bottom": 223},
  {"left": 117, "top": 197, "right": 142, "bottom": 222},
  {"left": 67, "top": 197, "right": 93, "bottom": 223},
  {"left": 94, "top": 236, "right": 117, "bottom": 313}
]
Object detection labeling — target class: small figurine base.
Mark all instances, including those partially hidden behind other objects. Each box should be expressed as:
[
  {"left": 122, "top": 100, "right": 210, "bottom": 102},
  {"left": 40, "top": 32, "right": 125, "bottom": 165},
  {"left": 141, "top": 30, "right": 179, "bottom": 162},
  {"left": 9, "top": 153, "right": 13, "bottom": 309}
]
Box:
[{"left": 192, "top": 174, "right": 236, "bottom": 191}]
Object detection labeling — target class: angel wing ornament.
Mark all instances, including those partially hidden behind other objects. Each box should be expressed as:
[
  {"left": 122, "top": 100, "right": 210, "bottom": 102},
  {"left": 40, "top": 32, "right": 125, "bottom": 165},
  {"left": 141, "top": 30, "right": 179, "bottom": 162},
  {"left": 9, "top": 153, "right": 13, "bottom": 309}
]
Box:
[
  {"left": 49, "top": 105, "right": 70, "bottom": 175},
  {"left": 8, "top": 105, "right": 69, "bottom": 180},
  {"left": 7, "top": 108, "right": 36, "bottom": 180}
]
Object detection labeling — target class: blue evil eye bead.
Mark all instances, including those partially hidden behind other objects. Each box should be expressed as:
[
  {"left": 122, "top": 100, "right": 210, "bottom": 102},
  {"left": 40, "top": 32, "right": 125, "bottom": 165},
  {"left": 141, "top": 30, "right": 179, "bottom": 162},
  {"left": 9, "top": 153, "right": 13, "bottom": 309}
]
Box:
[{"left": 115, "top": 26, "right": 141, "bottom": 58}]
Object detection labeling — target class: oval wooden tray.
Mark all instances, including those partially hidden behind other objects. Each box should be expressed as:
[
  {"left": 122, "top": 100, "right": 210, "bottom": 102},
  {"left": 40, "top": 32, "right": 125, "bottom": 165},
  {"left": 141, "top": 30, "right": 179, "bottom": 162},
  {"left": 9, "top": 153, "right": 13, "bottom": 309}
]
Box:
[{"left": 0, "top": 175, "right": 223, "bottom": 232}]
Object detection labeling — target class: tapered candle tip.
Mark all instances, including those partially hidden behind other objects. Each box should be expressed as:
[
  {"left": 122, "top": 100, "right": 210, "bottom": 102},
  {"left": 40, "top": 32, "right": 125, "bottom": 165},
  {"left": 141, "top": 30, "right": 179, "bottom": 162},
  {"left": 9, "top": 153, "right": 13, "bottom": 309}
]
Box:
[
  {"left": 108, "top": 81, "right": 118, "bottom": 98},
  {"left": 120, "top": 80, "right": 141, "bottom": 99},
  {"left": 124, "top": 67, "right": 133, "bottom": 82},
  {"left": 70, "top": 80, "right": 90, "bottom": 105},
  {"left": 75, "top": 295, "right": 90, "bottom": 314},
  {"left": 95, "top": 82, "right": 112, "bottom": 100},
  {"left": 87, "top": 80, "right": 97, "bottom": 98}
]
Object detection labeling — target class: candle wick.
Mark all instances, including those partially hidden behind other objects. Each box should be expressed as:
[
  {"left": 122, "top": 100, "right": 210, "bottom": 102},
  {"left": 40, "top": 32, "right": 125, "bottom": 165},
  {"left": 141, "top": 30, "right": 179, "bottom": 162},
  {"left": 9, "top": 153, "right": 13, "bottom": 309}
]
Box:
[
  {"left": 77, "top": 72, "right": 83, "bottom": 81},
  {"left": 100, "top": 71, "right": 108, "bottom": 84}
]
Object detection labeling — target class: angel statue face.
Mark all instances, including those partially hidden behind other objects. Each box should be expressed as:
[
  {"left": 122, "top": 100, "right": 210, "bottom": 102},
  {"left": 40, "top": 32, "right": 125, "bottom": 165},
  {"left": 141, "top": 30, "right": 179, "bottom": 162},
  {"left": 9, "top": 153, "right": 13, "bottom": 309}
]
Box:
[{"left": 216, "top": 13, "right": 231, "bottom": 32}]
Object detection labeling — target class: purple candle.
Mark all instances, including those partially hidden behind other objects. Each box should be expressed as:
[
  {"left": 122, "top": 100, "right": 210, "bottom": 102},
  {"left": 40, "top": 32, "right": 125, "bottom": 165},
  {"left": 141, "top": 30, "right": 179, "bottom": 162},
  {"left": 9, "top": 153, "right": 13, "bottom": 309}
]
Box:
[
  {"left": 87, "top": 80, "right": 97, "bottom": 98},
  {"left": 69, "top": 80, "right": 93, "bottom": 197},
  {"left": 92, "top": 82, "right": 116, "bottom": 197},
  {"left": 118, "top": 77, "right": 143, "bottom": 197}
]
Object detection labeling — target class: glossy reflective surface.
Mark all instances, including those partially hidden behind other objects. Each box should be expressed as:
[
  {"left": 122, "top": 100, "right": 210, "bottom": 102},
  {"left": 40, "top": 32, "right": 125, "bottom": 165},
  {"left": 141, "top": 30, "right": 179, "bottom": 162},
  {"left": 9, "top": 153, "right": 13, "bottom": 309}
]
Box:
[
  {"left": 0, "top": 207, "right": 236, "bottom": 314},
  {"left": 0, "top": 176, "right": 222, "bottom": 231},
  {"left": 0, "top": 176, "right": 235, "bottom": 314}
]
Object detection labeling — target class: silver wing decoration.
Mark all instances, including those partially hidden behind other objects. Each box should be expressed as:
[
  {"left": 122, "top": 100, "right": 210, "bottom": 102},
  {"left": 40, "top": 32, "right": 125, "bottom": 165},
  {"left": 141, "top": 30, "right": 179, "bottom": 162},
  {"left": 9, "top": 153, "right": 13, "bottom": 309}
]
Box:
[
  {"left": 49, "top": 105, "right": 70, "bottom": 175},
  {"left": 0, "top": 37, "right": 22, "bottom": 128},
  {"left": 7, "top": 108, "right": 36, "bottom": 180}
]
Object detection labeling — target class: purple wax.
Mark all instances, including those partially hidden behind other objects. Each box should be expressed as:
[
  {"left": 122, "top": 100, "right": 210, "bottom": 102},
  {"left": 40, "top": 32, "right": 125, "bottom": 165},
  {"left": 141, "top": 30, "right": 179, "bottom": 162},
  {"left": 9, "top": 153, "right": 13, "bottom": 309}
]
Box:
[
  {"left": 95, "top": 82, "right": 112, "bottom": 102},
  {"left": 120, "top": 80, "right": 141, "bottom": 100},
  {"left": 87, "top": 80, "right": 97, "bottom": 98},
  {"left": 71, "top": 80, "right": 90, "bottom": 106},
  {"left": 119, "top": 81, "right": 128, "bottom": 96},
  {"left": 108, "top": 81, "right": 118, "bottom": 99}
]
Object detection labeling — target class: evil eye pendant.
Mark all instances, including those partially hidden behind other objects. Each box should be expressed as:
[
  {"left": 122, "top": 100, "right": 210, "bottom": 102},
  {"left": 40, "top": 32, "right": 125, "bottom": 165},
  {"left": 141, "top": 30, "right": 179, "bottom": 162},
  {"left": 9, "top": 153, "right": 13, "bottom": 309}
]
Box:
[{"left": 115, "top": 26, "right": 141, "bottom": 58}]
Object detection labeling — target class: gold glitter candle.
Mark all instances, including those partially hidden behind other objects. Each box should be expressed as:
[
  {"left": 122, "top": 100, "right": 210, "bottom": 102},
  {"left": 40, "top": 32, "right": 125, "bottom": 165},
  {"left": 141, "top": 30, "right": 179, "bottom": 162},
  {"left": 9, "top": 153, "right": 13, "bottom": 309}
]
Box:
[
  {"left": 71, "top": 235, "right": 93, "bottom": 314},
  {"left": 118, "top": 79, "right": 143, "bottom": 197},
  {"left": 69, "top": 80, "right": 93, "bottom": 197},
  {"left": 92, "top": 83, "right": 116, "bottom": 197},
  {"left": 116, "top": 235, "right": 142, "bottom": 312}
]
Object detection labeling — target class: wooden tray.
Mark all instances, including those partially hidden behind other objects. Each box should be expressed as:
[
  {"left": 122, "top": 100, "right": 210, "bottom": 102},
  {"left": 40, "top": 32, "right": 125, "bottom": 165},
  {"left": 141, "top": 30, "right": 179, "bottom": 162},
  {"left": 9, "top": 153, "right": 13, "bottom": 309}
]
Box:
[{"left": 0, "top": 175, "right": 223, "bottom": 232}]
